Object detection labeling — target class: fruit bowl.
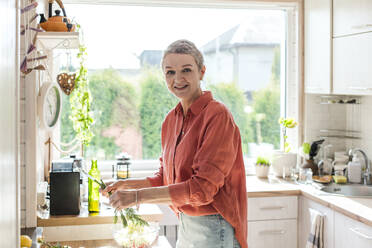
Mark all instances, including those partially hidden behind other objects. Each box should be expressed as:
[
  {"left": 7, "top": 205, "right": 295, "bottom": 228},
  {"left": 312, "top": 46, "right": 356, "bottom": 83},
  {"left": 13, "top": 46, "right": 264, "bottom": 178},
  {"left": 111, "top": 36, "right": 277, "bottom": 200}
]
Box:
[{"left": 113, "top": 222, "right": 160, "bottom": 248}]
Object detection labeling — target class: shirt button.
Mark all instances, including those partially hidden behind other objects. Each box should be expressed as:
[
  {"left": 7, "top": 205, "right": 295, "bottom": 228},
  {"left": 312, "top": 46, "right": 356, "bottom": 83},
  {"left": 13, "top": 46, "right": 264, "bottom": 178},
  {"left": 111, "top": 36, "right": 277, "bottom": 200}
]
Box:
[{"left": 182, "top": 131, "right": 185, "bottom": 135}]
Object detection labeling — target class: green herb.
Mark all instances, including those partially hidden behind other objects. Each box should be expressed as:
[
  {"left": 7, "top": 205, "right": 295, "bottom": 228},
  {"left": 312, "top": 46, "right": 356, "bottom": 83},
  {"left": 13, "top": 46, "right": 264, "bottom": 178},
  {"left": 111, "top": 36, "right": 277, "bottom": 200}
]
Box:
[
  {"left": 97, "top": 179, "right": 149, "bottom": 228},
  {"left": 69, "top": 44, "right": 94, "bottom": 147},
  {"left": 37, "top": 238, "right": 69, "bottom": 248},
  {"left": 302, "top": 142, "right": 311, "bottom": 154},
  {"left": 256, "top": 156, "right": 270, "bottom": 166}
]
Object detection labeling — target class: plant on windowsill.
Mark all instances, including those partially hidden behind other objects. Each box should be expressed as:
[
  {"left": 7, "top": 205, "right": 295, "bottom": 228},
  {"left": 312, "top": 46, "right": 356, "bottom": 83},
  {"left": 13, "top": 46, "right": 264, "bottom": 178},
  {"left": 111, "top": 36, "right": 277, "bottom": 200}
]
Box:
[
  {"left": 271, "top": 117, "right": 298, "bottom": 177},
  {"left": 255, "top": 156, "right": 271, "bottom": 178},
  {"left": 69, "top": 43, "right": 94, "bottom": 153}
]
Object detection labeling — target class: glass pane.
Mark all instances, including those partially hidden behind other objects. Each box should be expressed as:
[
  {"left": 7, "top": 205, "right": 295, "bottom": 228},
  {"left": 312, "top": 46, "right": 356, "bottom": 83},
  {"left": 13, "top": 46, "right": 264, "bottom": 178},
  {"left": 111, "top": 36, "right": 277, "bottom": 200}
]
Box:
[{"left": 59, "top": 5, "right": 285, "bottom": 165}]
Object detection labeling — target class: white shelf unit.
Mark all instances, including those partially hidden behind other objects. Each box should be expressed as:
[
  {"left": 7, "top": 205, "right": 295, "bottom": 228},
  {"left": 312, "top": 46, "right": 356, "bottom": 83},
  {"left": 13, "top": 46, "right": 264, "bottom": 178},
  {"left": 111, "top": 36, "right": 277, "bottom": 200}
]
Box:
[
  {"left": 24, "top": 31, "right": 80, "bottom": 227},
  {"left": 36, "top": 32, "right": 80, "bottom": 50}
]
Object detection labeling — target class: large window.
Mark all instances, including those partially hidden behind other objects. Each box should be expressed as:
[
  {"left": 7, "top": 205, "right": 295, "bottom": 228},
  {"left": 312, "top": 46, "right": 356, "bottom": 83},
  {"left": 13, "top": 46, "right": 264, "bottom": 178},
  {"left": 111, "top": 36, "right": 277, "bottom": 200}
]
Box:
[{"left": 58, "top": 4, "right": 288, "bottom": 172}]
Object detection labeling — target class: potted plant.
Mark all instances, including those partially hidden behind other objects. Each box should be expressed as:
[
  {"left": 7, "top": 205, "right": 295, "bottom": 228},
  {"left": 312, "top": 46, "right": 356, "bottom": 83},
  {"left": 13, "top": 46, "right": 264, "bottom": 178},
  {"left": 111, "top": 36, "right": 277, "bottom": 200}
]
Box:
[
  {"left": 255, "top": 156, "right": 271, "bottom": 178},
  {"left": 271, "top": 117, "right": 298, "bottom": 177}
]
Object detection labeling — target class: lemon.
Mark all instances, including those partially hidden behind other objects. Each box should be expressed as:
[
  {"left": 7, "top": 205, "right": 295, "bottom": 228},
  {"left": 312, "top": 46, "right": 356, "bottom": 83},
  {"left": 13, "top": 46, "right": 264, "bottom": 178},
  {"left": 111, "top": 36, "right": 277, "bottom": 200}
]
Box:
[{"left": 20, "top": 235, "right": 32, "bottom": 247}]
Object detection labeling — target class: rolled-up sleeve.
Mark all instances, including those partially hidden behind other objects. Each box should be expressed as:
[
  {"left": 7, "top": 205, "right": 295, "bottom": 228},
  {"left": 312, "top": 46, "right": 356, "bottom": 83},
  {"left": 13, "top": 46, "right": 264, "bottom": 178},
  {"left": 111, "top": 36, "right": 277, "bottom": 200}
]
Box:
[
  {"left": 146, "top": 157, "right": 164, "bottom": 187},
  {"left": 168, "top": 111, "right": 240, "bottom": 207}
]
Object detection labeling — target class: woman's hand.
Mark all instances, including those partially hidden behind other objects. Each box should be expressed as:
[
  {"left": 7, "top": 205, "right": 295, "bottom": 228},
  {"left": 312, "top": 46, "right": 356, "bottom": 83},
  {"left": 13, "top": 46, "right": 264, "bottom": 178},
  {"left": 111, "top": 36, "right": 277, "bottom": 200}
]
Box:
[
  {"left": 101, "top": 178, "right": 152, "bottom": 197},
  {"left": 109, "top": 190, "right": 137, "bottom": 210},
  {"left": 101, "top": 180, "right": 129, "bottom": 197}
]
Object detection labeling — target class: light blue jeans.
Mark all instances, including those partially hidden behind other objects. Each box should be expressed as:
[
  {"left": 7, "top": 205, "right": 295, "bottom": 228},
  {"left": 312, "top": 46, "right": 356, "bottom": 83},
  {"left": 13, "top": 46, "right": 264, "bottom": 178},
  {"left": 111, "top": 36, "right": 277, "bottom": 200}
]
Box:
[{"left": 176, "top": 213, "right": 241, "bottom": 248}]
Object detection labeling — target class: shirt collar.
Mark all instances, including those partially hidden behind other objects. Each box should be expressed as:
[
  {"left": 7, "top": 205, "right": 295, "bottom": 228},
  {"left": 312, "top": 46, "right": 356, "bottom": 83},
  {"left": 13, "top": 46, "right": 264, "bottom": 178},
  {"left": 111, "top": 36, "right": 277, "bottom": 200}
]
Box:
[{"left": 175, "top": 91, "right": 213, "bottom": 116}]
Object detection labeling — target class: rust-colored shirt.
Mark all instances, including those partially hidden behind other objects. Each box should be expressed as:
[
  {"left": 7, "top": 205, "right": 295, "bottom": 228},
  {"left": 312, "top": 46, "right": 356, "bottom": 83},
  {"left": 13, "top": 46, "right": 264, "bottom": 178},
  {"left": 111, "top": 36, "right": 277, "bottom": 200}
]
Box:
[{"left": 147, "top": 91, "right": 247, "bottom": 248}]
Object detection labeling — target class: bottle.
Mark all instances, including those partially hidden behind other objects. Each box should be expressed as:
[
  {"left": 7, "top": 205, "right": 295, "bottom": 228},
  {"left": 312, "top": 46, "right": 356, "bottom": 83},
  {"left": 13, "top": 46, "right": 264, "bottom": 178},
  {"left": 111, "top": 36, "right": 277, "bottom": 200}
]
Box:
[
  {"left": 348, "top": 154, "right": 362, "bottom": 183},
  {"left": 88, "top": 159, "right": 100, "bottom": 212}
]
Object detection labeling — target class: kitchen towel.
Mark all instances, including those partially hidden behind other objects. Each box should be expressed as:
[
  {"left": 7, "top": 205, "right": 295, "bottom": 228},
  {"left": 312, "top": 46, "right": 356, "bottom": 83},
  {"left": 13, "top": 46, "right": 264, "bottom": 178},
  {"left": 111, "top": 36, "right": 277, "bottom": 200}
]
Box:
[{"left": 306, "top": 208, "right": 324, "bottom": 248}]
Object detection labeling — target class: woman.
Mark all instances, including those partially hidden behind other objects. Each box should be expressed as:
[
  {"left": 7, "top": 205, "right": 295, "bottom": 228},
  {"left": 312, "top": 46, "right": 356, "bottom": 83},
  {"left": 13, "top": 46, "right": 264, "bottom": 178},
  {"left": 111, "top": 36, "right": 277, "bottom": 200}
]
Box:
[{"left": 103, "top": 39, "right": 247, "bottom": 248}]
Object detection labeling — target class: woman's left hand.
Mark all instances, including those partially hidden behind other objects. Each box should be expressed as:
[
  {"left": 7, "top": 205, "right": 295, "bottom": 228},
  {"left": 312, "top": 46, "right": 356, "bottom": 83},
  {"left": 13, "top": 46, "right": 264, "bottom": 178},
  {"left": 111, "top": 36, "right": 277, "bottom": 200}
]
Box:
[{"left": 109, "top": 190, "right": 137, "bottom": 210}]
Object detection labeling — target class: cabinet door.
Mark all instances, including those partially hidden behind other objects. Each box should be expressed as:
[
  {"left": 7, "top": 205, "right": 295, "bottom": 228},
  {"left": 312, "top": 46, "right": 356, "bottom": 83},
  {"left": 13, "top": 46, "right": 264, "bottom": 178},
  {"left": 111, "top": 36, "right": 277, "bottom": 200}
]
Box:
[
  {"left": 248, "top": 219, "right": 297, "bottom": 248},
  {"left": 333, "top": 32, "right": 372, "bottom": 95},
  {"left": 304, "top": 0, "right": 332, "bottom": 94},
  {"left": 298, "top": 196, "right": 334, "bottom": 248},
  {"left": 333, "top": 0, "right": 372, "bottom": 37},
  {"left": 335, "top": 212, "right": 372, "bottom": 248}
]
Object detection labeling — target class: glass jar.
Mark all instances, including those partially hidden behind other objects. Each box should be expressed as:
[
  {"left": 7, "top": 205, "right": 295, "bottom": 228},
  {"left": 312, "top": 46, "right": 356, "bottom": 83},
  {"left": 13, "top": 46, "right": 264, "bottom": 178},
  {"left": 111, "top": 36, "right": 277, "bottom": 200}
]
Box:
[
  {"left": 116, "top": 153, "right": 131, "bottom": 179},
  {"left": 299, "top": 168, "right": 313, "bottom": 184}
]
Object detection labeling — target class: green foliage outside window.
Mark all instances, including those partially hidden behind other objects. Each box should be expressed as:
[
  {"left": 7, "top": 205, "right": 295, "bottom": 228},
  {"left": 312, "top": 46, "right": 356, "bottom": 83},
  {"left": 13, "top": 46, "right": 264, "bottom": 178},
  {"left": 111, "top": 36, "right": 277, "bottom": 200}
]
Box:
[
  {"left": 206, "top": 82, "right": 254, "bottom": 154},
  {"left": 88, "top": 68, "right": 140, "bottom": 159},
  {"left": 139, "top": 67, "right": 178, "bottom": 159},
  {"left": 249, "top": 47, "right": 281, "bottom": 149}
]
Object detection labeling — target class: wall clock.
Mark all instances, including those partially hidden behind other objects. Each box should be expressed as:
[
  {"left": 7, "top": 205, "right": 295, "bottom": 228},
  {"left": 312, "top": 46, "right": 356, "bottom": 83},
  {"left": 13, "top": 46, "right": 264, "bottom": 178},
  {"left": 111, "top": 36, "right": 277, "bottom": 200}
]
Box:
[{"left": 37, "top": 82, "right": 62, "bottom": 130}]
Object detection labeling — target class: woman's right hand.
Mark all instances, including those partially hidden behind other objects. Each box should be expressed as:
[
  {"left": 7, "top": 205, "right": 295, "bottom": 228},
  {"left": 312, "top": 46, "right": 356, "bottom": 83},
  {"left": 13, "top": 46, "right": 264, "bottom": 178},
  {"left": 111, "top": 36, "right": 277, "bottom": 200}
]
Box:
[{"left": 101, "top": 180, "right": 129, "bottom": 197}]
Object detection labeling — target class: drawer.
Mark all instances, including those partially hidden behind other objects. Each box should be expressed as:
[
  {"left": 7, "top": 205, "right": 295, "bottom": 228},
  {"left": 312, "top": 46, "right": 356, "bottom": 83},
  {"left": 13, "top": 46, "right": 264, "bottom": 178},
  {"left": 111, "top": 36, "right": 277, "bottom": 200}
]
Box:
[
  {"left": 248, "top": 219, "right": 297, "bottom": 248},
  {"left": 248, "top": 196, "right": 297, "bottom": 221}
]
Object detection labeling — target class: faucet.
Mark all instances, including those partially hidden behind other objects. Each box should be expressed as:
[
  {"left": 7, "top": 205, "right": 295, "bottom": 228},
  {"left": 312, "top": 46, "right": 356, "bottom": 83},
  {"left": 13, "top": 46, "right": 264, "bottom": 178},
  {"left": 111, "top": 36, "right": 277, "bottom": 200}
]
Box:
[{"left": 348, "top": 148, "right": 372, "bottom": 185}]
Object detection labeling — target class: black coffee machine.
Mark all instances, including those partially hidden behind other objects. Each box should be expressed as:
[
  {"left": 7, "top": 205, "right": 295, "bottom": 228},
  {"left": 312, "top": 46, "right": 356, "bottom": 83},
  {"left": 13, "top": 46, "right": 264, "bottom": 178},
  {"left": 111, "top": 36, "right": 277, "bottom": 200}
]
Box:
[{"left": 49, "top": 156, "right": 81, "bottom": 215}]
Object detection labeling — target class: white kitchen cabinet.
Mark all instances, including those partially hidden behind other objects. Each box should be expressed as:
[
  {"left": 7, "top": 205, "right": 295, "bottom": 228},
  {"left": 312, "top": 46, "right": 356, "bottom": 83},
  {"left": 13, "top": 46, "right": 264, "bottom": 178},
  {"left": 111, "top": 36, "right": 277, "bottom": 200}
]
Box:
[
  {"left": 298, "top": 196, "right": 334, "bottom": 248},
  {"left": 333, "top": 0, "right": 372, "bottom": 37},
  {"left": 248, "top": 196, "right": 297, "bottom": 248},
  {"left": 304, "top": 0, "right": 332, "bottom": 94},
  {"left": 248, "top": 219, "right": 297, "bottom": 248},
  {"left": 333, "top": 32, "right": 372, "bottom": 95},
  {"left": 334, "top": 212, "right": 372, "bottom": 248}
]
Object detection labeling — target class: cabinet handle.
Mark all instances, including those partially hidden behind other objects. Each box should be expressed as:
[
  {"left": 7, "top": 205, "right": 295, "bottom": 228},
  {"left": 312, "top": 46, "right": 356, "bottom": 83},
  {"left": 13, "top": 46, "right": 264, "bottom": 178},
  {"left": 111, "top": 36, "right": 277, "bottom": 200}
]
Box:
[
  {"left": 348, "top": 86, "right": 372, "bottom": 91},
  {"left": 351, "top": 24, "right": 372, "bottom": 29},
  {"left": 259, "top": 229, "right": 286, "bottom": 235},
  {"left": 259, "top": 206, "right": 285, "bottom": 210},
  {"left": 350, "top": 227, "right": 372, "bottom": 240}
]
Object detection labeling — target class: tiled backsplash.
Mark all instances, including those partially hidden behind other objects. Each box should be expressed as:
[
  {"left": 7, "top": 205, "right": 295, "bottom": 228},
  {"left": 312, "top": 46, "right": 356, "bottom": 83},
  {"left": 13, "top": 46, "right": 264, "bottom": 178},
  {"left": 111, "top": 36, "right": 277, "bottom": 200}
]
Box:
[{"left": 305, "top": 94, "right": 372, "bottom": 162}]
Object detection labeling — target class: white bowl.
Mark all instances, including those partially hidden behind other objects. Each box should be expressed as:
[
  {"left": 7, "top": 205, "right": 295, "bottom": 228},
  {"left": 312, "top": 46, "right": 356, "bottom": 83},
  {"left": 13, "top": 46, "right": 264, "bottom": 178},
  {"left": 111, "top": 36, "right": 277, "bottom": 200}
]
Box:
[{"left": 113, "top": 222, "right": 159, "bottom": 248}]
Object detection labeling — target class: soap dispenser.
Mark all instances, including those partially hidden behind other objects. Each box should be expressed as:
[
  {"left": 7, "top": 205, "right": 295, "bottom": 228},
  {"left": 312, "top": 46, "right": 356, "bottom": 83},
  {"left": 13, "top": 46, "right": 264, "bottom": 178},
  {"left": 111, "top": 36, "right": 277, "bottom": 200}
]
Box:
[{"left": 348, "top": 153, "right": 362, "bottom": 183}]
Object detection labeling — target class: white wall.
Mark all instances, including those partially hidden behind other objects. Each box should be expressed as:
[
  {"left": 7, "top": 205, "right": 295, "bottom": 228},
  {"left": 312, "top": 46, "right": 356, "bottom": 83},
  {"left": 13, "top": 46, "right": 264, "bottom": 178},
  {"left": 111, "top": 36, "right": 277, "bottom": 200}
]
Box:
[
  {"left": 0, "top": 0, "right": 20, "bottom": 247},
  {"left": 305, "top": 94, "right": 372, "bottom": 164}
]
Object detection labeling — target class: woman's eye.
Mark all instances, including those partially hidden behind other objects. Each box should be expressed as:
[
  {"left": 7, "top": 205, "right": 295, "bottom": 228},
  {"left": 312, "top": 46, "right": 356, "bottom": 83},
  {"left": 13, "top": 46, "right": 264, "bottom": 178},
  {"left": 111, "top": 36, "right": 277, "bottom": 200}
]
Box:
[
  {"left": 166, "top": 70, "right": 175, "bottom": 75},
  {"left": 183, "top": 68, "right": 191, "bottom": 73}
]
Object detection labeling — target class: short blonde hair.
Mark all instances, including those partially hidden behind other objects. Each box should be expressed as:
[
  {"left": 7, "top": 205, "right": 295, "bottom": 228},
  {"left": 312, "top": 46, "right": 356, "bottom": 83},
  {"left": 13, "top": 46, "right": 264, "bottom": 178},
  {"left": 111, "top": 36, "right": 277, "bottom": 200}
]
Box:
[{"left": 162, "top": 39, "right": 204, "bottom": 71}]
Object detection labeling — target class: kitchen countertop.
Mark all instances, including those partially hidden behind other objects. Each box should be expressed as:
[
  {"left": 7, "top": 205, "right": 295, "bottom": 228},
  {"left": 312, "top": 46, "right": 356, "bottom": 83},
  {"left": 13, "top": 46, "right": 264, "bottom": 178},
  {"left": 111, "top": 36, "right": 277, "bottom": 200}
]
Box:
[
  {"left": 246, "top": 175, "right": 372, "bottom": 227},
  {"left": 46, "top": 236, "right": 172, "bottom": 248},
  {"left": 37, "top": 203, "right": 163, "bottom": 227}
]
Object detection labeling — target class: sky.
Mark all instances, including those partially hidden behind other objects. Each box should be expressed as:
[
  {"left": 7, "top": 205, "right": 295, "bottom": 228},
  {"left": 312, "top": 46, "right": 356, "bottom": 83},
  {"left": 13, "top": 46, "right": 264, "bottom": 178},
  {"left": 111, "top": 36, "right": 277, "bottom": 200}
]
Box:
[{"left": 64, "top": 4, "right": 283, "bottom": 69}]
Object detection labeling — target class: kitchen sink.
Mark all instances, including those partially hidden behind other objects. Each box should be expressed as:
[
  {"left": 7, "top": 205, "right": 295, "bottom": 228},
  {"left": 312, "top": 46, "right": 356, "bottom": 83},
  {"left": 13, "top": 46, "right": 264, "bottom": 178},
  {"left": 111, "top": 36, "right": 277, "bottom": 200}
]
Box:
[{"left": 319, "top": 183, "right": 372, "bottom": 197}]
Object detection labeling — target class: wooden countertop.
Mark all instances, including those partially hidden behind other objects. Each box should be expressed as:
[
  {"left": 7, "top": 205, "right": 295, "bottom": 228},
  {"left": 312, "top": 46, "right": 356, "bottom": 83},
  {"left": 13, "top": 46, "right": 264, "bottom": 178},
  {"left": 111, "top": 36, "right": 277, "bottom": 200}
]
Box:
[
  {"left": 46, "top": 236, "right": 172, "bottom": 248},
  {"left": 37, "top": 203, "right": 163, "bottom": 227},
  {"left": 246, "top": 175, "right": 372, "bottom": 227}
]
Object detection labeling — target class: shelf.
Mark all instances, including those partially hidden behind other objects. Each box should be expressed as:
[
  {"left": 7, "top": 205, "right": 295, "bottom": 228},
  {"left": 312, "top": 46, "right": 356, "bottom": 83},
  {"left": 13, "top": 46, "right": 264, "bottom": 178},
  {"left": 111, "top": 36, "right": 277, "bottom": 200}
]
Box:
[
  {"left": 36, "top": 32, "right": 80, "bottom": 50},
  {"left": 319, "top": 102, "right": 360, "bottom": 105},
  {"left": 319, "top": 95, "right": 361, "bottom": 105},
  {"left": 319, "top": 135, "right": 361, "bottom": 140},
  {"left": 319, "top": 129, "right": 361, "bottom": 140}
]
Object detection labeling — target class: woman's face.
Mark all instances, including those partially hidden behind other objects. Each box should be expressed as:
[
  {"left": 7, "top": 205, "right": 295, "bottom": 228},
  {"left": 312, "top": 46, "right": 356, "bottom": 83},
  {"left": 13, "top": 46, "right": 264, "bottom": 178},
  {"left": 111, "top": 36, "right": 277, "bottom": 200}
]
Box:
[{"left": 163, "top": 53, "right": 205, "bottom": 103}]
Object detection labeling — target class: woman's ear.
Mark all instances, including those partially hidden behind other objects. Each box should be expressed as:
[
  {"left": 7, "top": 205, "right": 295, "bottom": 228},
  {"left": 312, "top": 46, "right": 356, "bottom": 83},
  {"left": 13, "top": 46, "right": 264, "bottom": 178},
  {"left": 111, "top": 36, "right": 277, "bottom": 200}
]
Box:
[{"left": 200, "top": 65, "right": 206, "bottom": 80}]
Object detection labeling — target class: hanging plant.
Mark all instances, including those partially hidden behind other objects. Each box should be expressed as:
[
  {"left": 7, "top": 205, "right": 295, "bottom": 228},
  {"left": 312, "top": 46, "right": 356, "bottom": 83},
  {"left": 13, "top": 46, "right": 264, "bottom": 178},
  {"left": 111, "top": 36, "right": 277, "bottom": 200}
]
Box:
[{"left": 69, "top": 44, "right": 94, "bottom": 147}]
